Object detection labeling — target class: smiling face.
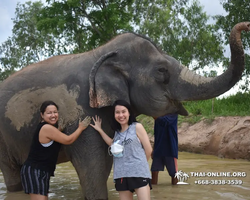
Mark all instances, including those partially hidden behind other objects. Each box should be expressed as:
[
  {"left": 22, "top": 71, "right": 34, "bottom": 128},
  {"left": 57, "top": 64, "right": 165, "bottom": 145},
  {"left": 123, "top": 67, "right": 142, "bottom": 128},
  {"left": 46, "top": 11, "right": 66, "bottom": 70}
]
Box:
[
  {"left": 114, "top": 105, "right": 130, "bottom": 126},
  {"left": 41, "top": 105, "right": 59, "bottom": 125}
]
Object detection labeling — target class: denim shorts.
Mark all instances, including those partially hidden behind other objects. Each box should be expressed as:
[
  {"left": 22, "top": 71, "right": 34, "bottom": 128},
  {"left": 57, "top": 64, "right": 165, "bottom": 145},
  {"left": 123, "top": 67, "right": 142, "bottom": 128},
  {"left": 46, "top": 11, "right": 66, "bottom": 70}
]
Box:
[
  {"left": 114, "top": 177, "right": 152, "bottom": 192},
  {"left": 20, "top": 164, "right": 50, "bottom": 196}
]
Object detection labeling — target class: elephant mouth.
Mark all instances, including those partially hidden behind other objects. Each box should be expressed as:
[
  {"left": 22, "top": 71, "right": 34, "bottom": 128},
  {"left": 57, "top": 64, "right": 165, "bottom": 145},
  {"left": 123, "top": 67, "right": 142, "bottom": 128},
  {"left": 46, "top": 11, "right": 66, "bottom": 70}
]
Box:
[{"left": 164, "top": 94, "right": 188, "bottom": 116}]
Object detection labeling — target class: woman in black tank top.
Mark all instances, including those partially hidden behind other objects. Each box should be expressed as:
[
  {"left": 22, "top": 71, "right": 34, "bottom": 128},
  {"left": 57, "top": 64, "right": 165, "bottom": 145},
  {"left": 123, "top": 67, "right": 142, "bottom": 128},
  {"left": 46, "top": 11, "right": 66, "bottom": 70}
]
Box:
[{"left": 21, "top": 100, "right": 91, "bottom": 200}]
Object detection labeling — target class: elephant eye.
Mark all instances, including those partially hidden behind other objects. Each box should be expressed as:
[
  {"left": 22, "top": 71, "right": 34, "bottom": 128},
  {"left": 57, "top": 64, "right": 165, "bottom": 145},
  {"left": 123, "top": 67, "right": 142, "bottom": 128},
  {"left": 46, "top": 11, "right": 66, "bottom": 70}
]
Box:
[
  {"left": 155, "top": 67, "right": 170, "bottom": 84},
  {"left": 158, "top": 68, "right": 166, "bottom": 73},
  {"left": 158, "top": 68, "right": 166, "bottom": 72}
]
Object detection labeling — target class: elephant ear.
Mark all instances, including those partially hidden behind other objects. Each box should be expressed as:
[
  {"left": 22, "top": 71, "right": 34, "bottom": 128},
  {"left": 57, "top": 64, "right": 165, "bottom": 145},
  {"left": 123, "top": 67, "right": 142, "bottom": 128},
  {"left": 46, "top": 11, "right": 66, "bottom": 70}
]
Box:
[{"left": 89, "top": 51, "right": 130, "bottom": 108}]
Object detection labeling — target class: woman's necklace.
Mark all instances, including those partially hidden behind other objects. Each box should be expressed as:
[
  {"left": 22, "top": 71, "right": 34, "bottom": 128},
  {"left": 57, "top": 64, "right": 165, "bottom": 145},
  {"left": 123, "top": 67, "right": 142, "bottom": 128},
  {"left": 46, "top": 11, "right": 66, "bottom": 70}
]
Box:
[{"left": 118, "top": 125, "right": 130, "bottom": 143}]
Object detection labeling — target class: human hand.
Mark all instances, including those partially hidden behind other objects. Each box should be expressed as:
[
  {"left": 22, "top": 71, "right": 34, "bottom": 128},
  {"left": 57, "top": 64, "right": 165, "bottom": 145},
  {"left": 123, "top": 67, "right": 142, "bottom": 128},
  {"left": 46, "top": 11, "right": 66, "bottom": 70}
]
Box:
[
  {"left": 90, "top": 115, "right": 102, "bottom": 132},
  {"left": 79, "top": 116, "right": 91, "bottom": 130}
]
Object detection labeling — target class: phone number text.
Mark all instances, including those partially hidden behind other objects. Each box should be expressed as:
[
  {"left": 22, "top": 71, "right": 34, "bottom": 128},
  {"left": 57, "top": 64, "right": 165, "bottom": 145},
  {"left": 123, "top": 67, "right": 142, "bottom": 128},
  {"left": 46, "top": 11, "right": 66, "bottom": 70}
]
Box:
[{"left": 194, "top": 179, "right": 243, "bottom": 185}]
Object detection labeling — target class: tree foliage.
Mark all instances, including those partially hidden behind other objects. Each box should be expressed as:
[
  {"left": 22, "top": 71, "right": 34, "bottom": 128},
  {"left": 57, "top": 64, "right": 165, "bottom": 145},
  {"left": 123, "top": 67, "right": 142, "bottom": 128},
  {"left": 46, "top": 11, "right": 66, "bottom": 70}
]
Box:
[
  {"left": 0, "top": 1, "right": 61, "bottom": 80},
  {"left": 215, "top": 0, "right": 250, "bottom": 91},
  {"left": 133, "top": 0, "right": 224, "bottom": 70},
  {"left": 37, "top": 0, "right": 134, "bottom": 53},
  {"left": 1, "top": 0, "right": 227, "bottom": 81}
]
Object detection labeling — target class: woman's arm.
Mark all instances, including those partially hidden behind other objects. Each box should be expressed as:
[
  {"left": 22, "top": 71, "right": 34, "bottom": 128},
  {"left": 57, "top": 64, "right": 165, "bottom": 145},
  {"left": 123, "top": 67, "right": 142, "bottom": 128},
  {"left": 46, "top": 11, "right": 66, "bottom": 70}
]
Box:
[
  {"left": 39, "top": 116, "right": 91, "bottom": 145},
  {"left": 90, "top": 115, "right": 113, "bottom": 146},
  {"left": 136, "top": 123, "right": 153, "bottom": 160}
]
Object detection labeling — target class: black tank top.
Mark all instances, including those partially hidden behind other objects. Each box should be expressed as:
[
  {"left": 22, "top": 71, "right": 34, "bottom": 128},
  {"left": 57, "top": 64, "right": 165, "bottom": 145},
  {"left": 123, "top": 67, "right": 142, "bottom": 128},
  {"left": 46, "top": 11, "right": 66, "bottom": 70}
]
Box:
[{"left": 24, "top": 122, "right": 61, "bottom": 176}]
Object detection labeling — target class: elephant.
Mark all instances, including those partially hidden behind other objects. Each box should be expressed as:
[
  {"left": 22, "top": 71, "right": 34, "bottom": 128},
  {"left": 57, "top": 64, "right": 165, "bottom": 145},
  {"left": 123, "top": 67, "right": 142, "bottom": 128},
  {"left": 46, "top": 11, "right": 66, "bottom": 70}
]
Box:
[{"left": 0, "top": 21, "right": 249, "bottom": 200}]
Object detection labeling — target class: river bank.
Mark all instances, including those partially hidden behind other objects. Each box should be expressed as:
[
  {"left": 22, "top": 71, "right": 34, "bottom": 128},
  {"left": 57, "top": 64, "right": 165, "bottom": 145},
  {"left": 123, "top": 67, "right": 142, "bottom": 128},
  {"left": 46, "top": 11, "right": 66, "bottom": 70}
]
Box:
[{"left": 178, "top": 116, "right": 250, "bottom": 160}]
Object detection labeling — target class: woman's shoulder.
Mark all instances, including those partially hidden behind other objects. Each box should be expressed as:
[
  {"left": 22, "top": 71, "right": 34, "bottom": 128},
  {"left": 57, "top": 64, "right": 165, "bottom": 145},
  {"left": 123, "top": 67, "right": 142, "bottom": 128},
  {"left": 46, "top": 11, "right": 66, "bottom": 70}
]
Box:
[
  {"left": 39, "top": 121, "right": 50, "bottom": 127},
  {"left": 39, "top": 122, "right": 56, "bottom": 131},
  {"left": 37, "top": 121, "right": 47, "bottom": 128},
  {"left": 134, "top": 122, "right": 143, "bottom": 129}
]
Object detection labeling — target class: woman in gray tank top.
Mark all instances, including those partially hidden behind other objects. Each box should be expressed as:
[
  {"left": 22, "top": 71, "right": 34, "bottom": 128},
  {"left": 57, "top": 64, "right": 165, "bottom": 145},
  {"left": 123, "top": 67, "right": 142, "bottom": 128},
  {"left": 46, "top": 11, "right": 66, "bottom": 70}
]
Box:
[{"left": 90, "top": 100, "right": 152, "bottom": 200}]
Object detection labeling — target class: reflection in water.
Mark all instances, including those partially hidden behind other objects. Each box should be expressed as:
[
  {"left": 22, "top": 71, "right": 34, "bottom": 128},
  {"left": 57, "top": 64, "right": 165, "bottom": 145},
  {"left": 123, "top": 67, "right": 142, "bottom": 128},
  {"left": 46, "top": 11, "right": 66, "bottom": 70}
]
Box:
[{"left": 0, "top": 152, "right": 250, "bottom": 200}]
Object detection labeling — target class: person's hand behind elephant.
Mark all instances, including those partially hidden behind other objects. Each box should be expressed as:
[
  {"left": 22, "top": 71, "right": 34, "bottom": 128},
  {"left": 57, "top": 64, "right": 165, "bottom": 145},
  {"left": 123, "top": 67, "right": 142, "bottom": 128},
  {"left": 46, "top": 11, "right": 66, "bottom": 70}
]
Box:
[
  {"left": 90, "top": 115, "right": 103, "bottom": 132},
  {"left": 79, "top": 116, "right": 91, "bottom": 130}
]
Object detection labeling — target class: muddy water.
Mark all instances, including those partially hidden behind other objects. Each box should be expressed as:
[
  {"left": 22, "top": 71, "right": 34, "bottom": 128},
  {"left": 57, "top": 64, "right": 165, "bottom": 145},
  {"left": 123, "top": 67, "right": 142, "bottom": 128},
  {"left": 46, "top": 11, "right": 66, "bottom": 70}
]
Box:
[{"left": 1, "top": 152, "right": 250, "bottom": 200}]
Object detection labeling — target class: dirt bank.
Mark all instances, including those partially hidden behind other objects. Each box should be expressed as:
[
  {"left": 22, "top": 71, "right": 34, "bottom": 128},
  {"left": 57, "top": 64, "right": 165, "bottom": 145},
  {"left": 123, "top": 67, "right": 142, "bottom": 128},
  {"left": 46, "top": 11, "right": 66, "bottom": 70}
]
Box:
[{"left": 178, "top": 116, "right": 250, "bottom": 160}]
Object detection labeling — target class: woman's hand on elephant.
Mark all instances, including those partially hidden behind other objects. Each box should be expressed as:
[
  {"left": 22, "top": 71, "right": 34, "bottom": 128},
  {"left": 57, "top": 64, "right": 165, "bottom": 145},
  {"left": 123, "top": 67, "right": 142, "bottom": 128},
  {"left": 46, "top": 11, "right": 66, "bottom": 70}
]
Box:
[
  {"left": 79, "top": 116, "right": 91, "bottom": 130},
  {"left": 90, "top": 115, "right": 102, "bottom": 132},
  {"left": 90, "top": 115, "right": 113, "bottom": 145}
]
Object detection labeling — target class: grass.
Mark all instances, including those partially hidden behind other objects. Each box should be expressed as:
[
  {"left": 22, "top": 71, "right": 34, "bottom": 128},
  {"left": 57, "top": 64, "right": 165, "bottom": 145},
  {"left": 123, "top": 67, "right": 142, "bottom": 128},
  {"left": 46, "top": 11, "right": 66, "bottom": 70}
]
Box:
[
  {"left": 136, "top": 115, "right": 154, "bottom": 135},
  {"left": 136, "top": 91, "right": 250, "bottom": 135}
]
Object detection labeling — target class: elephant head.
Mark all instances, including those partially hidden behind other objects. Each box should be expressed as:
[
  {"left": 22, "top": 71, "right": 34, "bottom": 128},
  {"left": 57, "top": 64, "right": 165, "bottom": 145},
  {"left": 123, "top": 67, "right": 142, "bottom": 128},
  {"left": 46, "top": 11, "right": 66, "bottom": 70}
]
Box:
[{"left": 89, "top": 22, "right": 250, "bottom": 117}]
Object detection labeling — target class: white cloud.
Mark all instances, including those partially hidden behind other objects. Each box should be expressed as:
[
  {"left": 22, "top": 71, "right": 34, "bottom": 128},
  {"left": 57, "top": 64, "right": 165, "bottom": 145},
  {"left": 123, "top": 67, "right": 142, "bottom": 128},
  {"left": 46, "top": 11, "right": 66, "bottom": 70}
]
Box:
[
  {"left": 199, "top": 0, "right": 226, "bottom": 16},
  {"left": 0, "top": 0, "right": 17, "bottom": 42},
  {"left": 0, "top": 0, "right": 46, "bottom": 43}
]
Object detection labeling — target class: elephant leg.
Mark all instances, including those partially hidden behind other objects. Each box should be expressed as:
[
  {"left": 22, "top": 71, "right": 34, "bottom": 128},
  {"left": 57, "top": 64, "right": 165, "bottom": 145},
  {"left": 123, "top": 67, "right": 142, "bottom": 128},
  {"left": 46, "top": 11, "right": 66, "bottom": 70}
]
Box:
[
  {"left": 0, "top": 134, "right": 22, "bottom": 192},
  {"left": 71, "top": 145, "right": 113, "bottom": 200},
  {"left": 0, "top": 163, "right": 23, "bottom": 192}
]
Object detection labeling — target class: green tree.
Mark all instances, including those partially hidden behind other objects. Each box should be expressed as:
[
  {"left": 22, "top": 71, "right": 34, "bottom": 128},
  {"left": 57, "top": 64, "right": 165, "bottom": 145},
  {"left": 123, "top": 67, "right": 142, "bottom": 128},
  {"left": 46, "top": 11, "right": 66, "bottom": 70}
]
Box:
[
  {"left": 37, "top": 0, "right": 134, "bottom": 53},
  {"left": 133, "top": 0, "right": 225, "bottom": 71},
  {"left": 38, "top": 0, "right": 225, "bottom": 68},
  {"left": 0, "top": 1, "right": 61, "bottom": 81},
  {"left": 215, "top": 0, "right": 250, "bottom": 91}
]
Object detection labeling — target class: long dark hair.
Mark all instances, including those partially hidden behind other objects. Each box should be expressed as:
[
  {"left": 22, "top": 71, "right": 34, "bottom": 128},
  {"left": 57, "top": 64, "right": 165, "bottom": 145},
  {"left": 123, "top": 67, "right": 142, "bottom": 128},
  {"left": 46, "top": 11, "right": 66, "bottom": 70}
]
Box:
[{"left": 112, "top": 100, "right": 137, "bottom": 132}]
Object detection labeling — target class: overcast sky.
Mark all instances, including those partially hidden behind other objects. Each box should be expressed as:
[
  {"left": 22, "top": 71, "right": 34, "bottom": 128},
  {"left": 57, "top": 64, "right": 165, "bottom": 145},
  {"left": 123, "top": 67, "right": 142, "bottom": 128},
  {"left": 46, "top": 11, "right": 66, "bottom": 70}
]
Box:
[{"left": 0, "top": 0, "right": 226, "bottom": 44}]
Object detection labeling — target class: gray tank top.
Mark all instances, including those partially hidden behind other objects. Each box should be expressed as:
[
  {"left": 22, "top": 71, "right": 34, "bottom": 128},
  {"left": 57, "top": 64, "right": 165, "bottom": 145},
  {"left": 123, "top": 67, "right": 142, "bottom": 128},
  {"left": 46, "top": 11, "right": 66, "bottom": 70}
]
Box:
[{"left": 113, "top": 122, "right": 151, "bottom": 179}]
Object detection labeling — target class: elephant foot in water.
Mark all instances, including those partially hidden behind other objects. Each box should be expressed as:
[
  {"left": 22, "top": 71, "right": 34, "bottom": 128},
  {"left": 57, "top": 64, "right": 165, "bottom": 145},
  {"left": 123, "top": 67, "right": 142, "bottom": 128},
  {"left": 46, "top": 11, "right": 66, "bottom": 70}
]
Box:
[
  {"left": 6, "top": 183, "right": 23, "bottom": 192},
  {"left": 0, "top": 160, "right": 23, "bottom": 192}
]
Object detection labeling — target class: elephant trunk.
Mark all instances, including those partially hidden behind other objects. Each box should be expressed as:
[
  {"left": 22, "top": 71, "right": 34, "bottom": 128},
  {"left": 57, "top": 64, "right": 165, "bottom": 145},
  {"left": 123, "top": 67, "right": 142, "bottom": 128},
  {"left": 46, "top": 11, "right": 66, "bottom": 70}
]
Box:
[{"left": 172, "top": 22, "right": 250, "bottom": 101}]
